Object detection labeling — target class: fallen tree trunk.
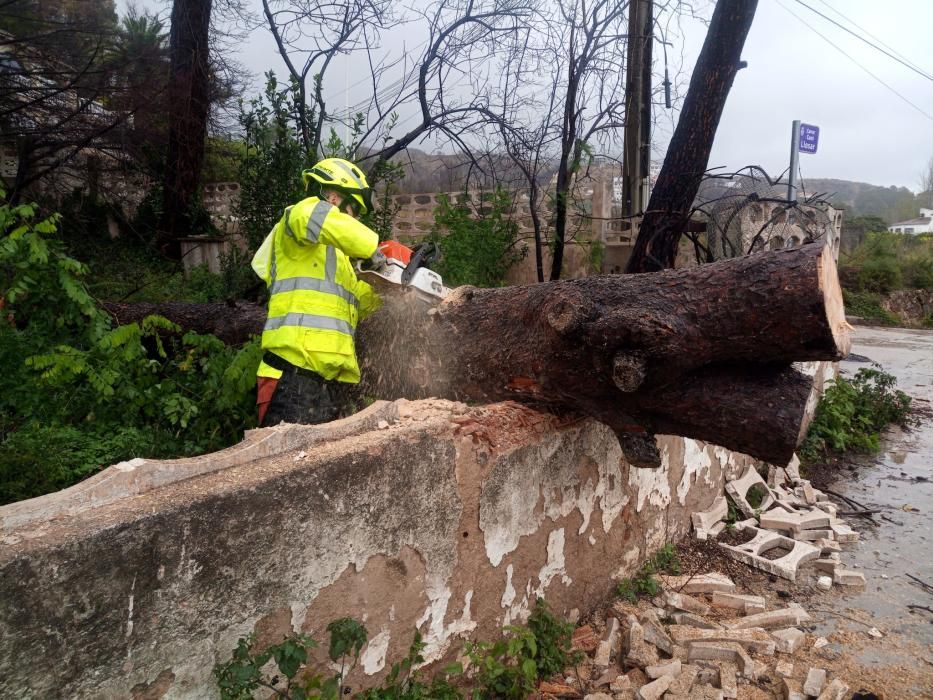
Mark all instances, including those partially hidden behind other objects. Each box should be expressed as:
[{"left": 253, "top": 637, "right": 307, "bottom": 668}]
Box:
[
  {"left": 359, "top": 243, "right": 848, "bottom": 466},
  {"left": 102, "top": 300, "right": 266, "bottom": 346},
  {"left": 105, "top": 243, "right": 848, "bottom": 467}
]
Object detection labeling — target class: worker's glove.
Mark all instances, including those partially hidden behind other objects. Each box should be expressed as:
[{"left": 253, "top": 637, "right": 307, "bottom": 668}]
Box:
[{"left": 368, "top": 249, "right": 387, "bottom": 271}]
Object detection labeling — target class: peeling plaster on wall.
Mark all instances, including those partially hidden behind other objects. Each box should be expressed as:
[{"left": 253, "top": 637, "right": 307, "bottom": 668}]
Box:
[
  {"left": 500, "top": 565, "right": 533, "bottom": 627},
  {"left": 0, "top": 404, "right": 759, "bottom": 697},
  {"left": 501, "top": 564, "right": 516, "bottom": 611},
  {"left": 534, "top": 529, "right": 572, "bottom": 598},
  {"left": 677, "top": 439, "right": 713, "bottom": 506},
  {"left": 629, "top": 443, "right": 672, "bottom": 513},
  {"left": 480, "top": 425, "right": 629, "bottom": 567},
  {"left": 289, "top": 602, "right": 307, "bottom": 634},
  {"left": 362, "top": 629, "right": 391, "bottom": 675},
  {"left": 612, "top": 545, "right": 643, "bottom": 580},
  {"left": 417, "top": 581, "right": 477, "bottom": 663}
]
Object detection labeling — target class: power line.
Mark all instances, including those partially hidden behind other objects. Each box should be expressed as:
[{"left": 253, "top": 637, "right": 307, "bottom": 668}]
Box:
[
  {"left": 776, "top": 0, "right": 933, "bottom": 121},
  {"left": 791, "top": 0, "right": 933, "bottom": 82},
  {"left": 814, "top": 0, "right": 931, "bottom": 79}
]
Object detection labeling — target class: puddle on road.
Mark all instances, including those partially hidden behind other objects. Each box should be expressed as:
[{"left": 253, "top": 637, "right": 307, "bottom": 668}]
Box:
[{"left": 810, "top": 326, "right": 933, "bottom": 675}]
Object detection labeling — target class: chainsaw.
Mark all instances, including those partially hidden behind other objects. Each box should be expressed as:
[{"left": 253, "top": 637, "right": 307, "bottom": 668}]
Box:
[{"left": 357, "top": 240, "right": 449, "bottom": 304}]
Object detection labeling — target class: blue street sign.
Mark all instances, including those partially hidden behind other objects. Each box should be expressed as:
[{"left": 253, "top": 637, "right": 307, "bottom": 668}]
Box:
[{"left": 799, "top": 123, "right": 819, "bottom": 154}]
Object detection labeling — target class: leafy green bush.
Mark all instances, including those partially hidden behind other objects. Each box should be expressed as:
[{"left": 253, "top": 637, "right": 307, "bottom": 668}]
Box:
[
  {"left": 215, "top": 600, "right": 579, "bottom": 700},
  {"left": 0, "top": 192, "right": 261, "bottom": 504},
  {"left": 840, "top": 231, "right": 933, "bottom": 294},
  {"left": 842, "top": 289, "right": 900, "bottom": 325},
  {"left": 429, "top": 191, "right": 526, "bottom": 288},
  {"left": 616, "top": 544, "right": 681, "bottom": 603},
  {"left": 858, "top": 256, "right": 902, "bottom": 293},
  {"left": 799, "top": 365, "right": 913, "bottom": 464},
  {"left": 236, "top": 72, "right": 311, "bottom": 251}
]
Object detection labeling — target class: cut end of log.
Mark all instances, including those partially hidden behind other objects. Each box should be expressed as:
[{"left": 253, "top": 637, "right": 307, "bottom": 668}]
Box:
[{"left": 817, "top": 245, "right": 852, "bottom": 359}]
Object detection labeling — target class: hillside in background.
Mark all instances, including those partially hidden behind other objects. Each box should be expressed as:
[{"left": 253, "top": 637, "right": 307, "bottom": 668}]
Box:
[
  {"left": 385, "top": 151, "right": 933, "bottom": 227},
  {"left": 792, "top": 178, "right": 931, "bottom": 223}
]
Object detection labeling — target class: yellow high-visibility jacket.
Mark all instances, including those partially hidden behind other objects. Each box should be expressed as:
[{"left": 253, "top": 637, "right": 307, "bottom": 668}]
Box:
[{"left": 251, "top": 196, "right": 381, "bottom": 383}]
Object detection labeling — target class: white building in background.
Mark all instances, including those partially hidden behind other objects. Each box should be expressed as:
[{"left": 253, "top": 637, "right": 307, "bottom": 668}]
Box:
[{"left": 888, "top": 208, "right": 933, "bottom": 234}]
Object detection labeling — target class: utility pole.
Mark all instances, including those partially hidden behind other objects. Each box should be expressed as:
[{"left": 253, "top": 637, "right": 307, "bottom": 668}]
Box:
[
  {"left": 626, "top": 0, "right": 758, "bottom": 273},
  {"left": 787, "top": 119, "right": 801, "bottom": 202},
  {"left": 621, "top": 0, "right": 653, "bottom": 217}
]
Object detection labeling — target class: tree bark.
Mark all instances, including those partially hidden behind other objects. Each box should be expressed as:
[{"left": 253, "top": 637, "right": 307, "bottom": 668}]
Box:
[
  {"left": 159, "top": 0, "right": 213, "bottom": 258},
  {"left": 105, "top": 244, "right": 847, "bottom": 467},
  {"left": 626, "top": 0, "right": 758, "bottom": 273},
  {"left": 102, "top": 300, "right": 265, "bottom": 347}
]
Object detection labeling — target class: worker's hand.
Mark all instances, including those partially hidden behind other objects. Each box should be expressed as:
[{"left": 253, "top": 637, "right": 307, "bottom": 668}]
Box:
[{"left": 368, "top": 249, "right": 387, "bottom": 270}]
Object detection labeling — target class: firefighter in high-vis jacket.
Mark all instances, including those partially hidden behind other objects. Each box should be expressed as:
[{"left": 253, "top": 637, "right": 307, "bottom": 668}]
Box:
[{"left": 250, "top": 157, "right": 386, "bottom": 426}]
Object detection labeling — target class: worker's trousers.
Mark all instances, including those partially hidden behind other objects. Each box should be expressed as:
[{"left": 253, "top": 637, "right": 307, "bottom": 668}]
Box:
[{"left": 258, "top": 357, "right": 354, "bottom": 427}]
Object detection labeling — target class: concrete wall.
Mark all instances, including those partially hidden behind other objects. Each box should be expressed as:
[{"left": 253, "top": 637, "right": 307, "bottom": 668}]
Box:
[{"left": 0, "top": 398, "right": 768, "bottom": 699}]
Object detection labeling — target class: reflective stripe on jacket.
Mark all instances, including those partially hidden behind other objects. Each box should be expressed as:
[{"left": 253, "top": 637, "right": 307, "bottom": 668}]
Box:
[{"left": 251, "top": 196, "right": 381, "bottom": 383}]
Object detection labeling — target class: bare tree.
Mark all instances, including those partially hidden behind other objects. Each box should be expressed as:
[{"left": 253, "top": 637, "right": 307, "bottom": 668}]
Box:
[
  {"left": 0, "top": 2, "right": 149, "bottom": 205},
  {"left": 919, "top": 156, "right": 933, "bottom": 194},
  {"left": 254, "top": 0, "right": 532, "bottom": 179}
]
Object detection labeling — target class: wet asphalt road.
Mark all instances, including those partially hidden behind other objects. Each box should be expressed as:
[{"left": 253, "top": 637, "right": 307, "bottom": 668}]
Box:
[{"left": 818, "top": 325, "right": 933, "bottom": 664}]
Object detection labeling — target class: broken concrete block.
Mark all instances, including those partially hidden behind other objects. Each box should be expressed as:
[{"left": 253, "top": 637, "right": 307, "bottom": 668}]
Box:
[
  {"left": 666, "top": 664, "right": 699, "bottom": 696},
  {"left": 710, "top": 591, "right": 766, "bottom": 615},
  {"left": 782, "top": 677, "right": 806, "bottom": 700},
  {"left": 609, "top": 674, "right": 632, "bottom": 693},
  {"left": 830, "top": 522, "right": 860, "bottom": 543},
  {"left": 662, "top": 572, "right": 735, "bottom": 594},
  {"left": 813, "top": 636, "right": 829, "bottom": 649},
  {"left": 785, "top": 454, "right": 801, "bottom": 482},
  {"left": 686, "top": 641, "right": 756, "bottom": 679},
  {"left": 719, "top": 527, "right": 820, "bottom": 581},
  {"left": 692, "top": 496, "right": 729, "bottom": 539},
  {"left": 817, "top": 538, "right": 842, "bottom": 554},
  {"left": 638, "top": 611, "right": 673, "bottom": 655},
  {"left": 645, "top": 659, "right": 681, "bottom": 679},
  {"left": 635, "top": 674, "right": 672, "bottom": 700},
  {"left": 572, "top": 624, "right": 600, "bottom": 653},
  {"left": 793, "top": 528, "right": 835, "bottom": 541},
  {"left": 671, "top": 612, "right": 723, "bottom": 630},
  {"left": 801, "top": 481, "right": 816, "bottom": 505},
  {"left": 775, "top": 660, "right": 794, "bottom": 677},
  {"left": 690, "top": 686, "right": 725, "bottom": 700},
  {"left": 812, "top": 557, "right": 841, "bottom": 574},
  {"left": 816, "top": 678, "right": 849, "bottom": 700},
  {"left": 759, "top": 508, "right": 831, "bottom": 533},
  {"left": 725, "top": 606, "right": 810, "bottom": 631},
  {"left": 815, "top": 501, "right": 837, "bottom": 516},
  {"left": 707, "top": 521, "right": 727, "bottom": 539},
  {"left": 816, "top": 575, "right": 832, "bottom": 591},
  {"left": 725, "top": 466, "right": 776, "bottom": 518},
  {"left": 803, "top": 667, "right": 827, "bottom": 696},
  {"left": 626, "top": 640, "right": 660, "bottom": 669},
  {"left": 593, "top": 616, "right": 621, "bottom": 666},
  {"left": 833, "top": 568, "right": 866, "bottom": 586},
  {"left": 734, "top": 517, "right": 758, "bottom": 531},
  {"left": 771, "top": 628, "right": 805, "bottom": 654},
  {"left": 669, "top": 625, "right": 776, "bottom": 654},
  {"left": 660, "top": 589, "right": 712, "bottom": 616},
  {"left": 717, "top": 661, "right": 738, "bottom": 699}
]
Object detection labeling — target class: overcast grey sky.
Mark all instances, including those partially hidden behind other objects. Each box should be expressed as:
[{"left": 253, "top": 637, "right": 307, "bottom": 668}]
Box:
[{"left": 126, "top": 0, "right": 933, "bottom": 191}]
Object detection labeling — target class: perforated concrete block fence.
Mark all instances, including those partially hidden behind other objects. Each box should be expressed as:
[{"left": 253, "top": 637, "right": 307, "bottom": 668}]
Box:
[{"left": 0, "top": 399, "right": 764, "bottom": 698}]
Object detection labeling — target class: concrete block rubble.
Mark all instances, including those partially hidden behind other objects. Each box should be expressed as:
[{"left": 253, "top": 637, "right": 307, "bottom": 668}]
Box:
[
  {"left": 533, "top": 460, "right": 872, "bottom": 699},
  {"left": 538, "top": 572, "right": 855, "bottom": 700},
  {"left": 715, "top": 463, "right": 864, "bottom": 585}
]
